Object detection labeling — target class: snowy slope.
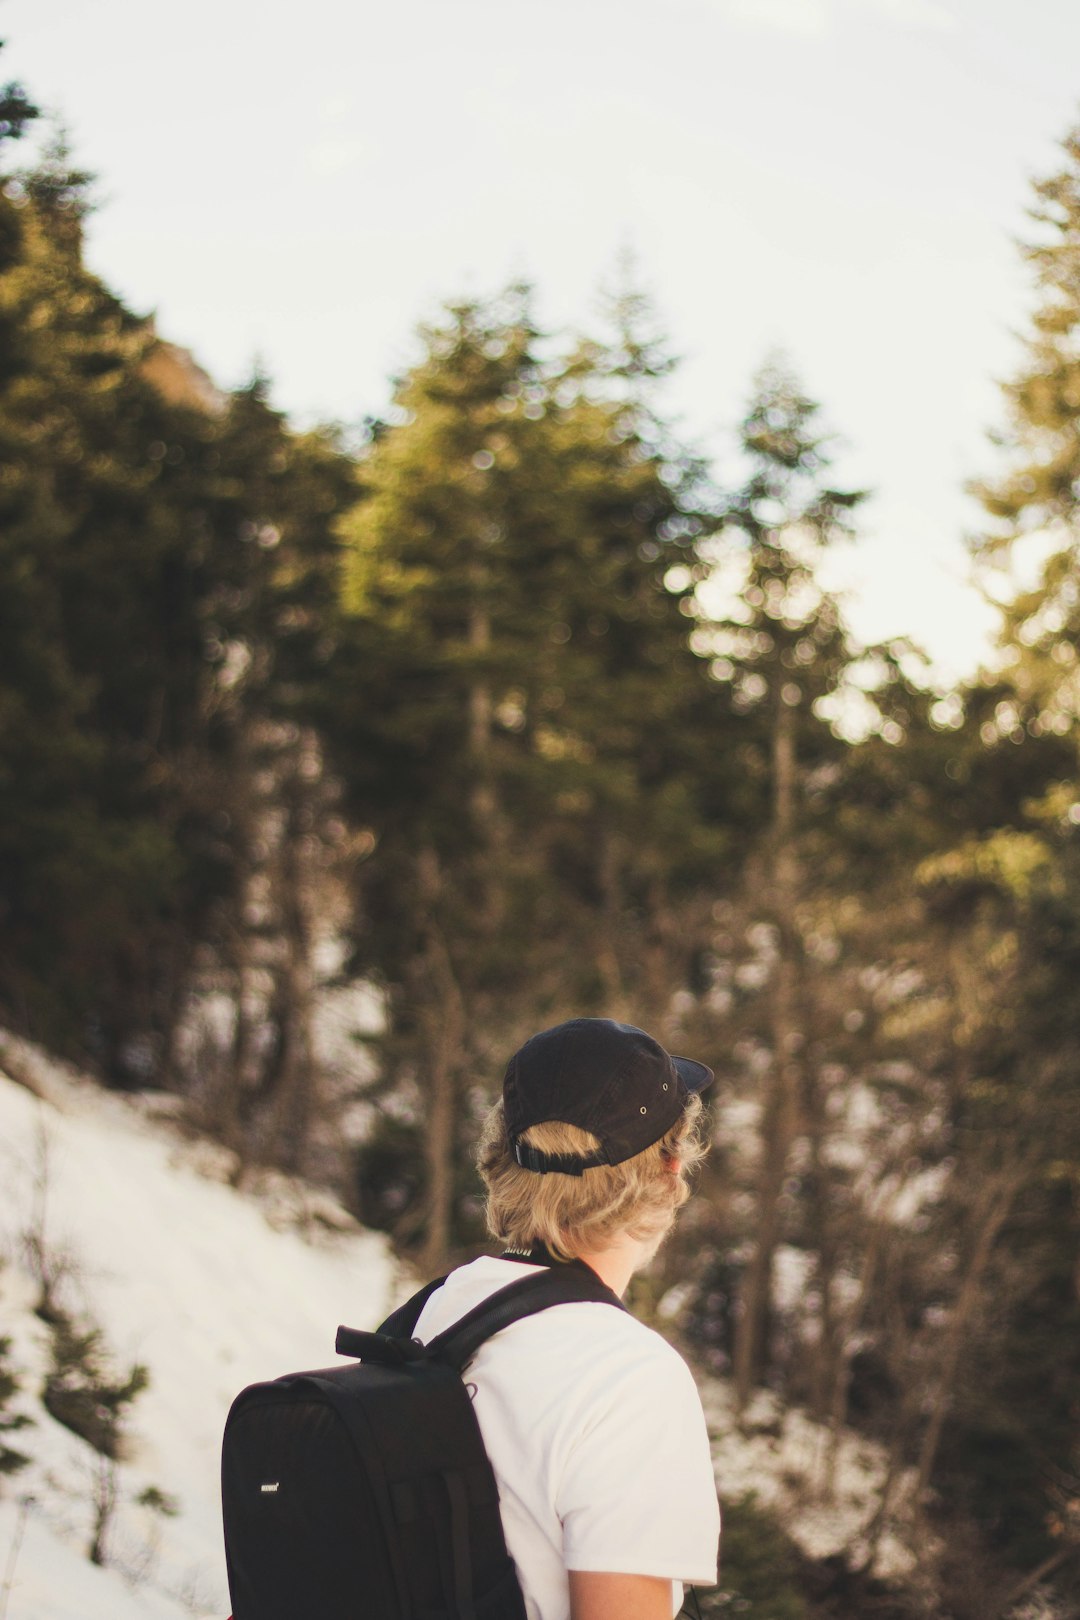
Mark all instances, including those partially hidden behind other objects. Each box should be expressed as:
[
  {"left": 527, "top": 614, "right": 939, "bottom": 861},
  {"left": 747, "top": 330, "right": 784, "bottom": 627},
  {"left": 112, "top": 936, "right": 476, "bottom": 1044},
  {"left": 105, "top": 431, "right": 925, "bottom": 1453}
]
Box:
[
  {"left": 0, "top": 1029, "right": 930, "bottom": 1620},
  {"left": 0, "top": 1035, "right": 398, "bottom": 1620}
]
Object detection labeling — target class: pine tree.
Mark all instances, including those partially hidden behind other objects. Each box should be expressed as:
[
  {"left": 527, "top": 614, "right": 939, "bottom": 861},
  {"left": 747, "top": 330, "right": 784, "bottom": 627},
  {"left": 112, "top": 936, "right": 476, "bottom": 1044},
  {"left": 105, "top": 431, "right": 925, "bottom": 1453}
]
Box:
[
  {"left": 535, "top": 277, "right": 730, "bottom": 1028},
  {"left": 0, "top": 45, "right": 39, "bottom": 148},
  {"left": 0, "top": 124, "right": 359, "bottom": 1111},
  {"left": 972, "top": 116, "right": 1080, "bottom": 746},
  {"left": 330, "top": 285, "right": 723, "bottom": 1268},
  {"left": 0, "top": 132, "right": 227, "bottom": 1068},
  {"left": 331, "top": 287, "right": 568, "bottom": 1268},
  {"left": 918, "top": 113, "right": 1080, "bottom": 1600},
  {"left": 176, "top": 375, "right": 358, "bottom": 1176},
  {"left": 697, "top": 358, "right": 867, "bottom": 1407}
]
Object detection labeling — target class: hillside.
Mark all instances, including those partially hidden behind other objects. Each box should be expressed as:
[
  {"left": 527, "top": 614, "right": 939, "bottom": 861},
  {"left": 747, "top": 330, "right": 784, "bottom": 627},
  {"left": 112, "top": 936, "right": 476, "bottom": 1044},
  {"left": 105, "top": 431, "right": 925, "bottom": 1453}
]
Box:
[
  {"left": 0, "top": 1031, "right": 936, "bottom": 1620},
  {"left": 0, "top": 1034, "right": 397, "bottom": 1619}
]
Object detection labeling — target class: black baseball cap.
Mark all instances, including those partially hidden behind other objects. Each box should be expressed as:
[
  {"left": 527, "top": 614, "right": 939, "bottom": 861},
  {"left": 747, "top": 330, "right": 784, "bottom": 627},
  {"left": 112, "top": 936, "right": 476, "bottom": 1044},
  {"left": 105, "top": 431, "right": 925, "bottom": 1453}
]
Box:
[{"left": 503, "top": 1017, "right": 713, "bottom": 1175}]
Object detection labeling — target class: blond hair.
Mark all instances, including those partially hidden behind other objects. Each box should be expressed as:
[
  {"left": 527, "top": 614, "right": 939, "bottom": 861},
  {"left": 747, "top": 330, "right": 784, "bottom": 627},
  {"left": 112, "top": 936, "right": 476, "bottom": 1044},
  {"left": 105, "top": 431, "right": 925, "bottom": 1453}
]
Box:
[{"left": 477, "top": 1093, "right": 707, "bottom": 1262}]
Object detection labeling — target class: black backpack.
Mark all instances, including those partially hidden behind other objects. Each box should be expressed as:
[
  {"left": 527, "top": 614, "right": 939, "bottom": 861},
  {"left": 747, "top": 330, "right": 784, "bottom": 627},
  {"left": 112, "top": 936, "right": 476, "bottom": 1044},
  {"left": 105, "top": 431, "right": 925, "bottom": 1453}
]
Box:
[{"left": 221, "top": 1261, "right": 625, "bottom": 1620}]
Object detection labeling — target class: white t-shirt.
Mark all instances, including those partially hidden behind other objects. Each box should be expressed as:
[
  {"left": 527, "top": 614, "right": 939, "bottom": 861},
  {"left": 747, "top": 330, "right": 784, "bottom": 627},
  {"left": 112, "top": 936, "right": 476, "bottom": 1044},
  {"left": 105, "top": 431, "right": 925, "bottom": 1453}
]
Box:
[{"left": 413, "top": 1257, "right": 720, "bottom": 1620}]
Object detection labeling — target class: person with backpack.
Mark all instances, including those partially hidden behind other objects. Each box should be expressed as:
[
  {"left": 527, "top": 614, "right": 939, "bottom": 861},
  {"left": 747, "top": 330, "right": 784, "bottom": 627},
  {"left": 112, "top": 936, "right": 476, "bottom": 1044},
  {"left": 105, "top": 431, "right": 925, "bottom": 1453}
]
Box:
[
  {"left": 409, "top": 1016, "right": 721, "bottom": 1620},
  {"left": 221, "top": 1016, "right": 720, "bottom": 1620}
]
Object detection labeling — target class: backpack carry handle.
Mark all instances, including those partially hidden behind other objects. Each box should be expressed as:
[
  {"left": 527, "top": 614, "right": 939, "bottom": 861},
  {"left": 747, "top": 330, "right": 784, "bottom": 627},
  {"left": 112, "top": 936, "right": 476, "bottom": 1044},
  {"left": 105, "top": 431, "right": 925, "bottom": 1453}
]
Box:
[{"left": 335, "top": 1325, "right": 427, "bottom": 1364}]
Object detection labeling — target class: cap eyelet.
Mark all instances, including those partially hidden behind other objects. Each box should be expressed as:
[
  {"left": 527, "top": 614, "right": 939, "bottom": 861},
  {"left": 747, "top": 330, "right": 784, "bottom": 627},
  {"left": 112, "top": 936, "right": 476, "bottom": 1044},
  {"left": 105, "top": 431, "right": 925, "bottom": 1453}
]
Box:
[
  {"left": 662, "top": 1082, "right": 669, "bottom": 1091},
  {"left": 640, "top": 1106, "right": 647, "bottom": 1115}
]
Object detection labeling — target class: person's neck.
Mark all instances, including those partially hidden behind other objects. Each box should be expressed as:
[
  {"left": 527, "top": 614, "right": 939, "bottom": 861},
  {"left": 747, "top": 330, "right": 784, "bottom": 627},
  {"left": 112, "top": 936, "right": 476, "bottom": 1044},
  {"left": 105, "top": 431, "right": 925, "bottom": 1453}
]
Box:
[{"left": 573, "top": 1232, "right": 649, "bottom": 1298}]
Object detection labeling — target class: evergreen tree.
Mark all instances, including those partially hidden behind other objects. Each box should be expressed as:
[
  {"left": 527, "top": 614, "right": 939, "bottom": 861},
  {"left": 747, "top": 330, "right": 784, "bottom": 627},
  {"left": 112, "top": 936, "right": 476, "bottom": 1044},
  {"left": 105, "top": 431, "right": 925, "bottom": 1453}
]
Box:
[
  {"left": 538, "top": 278, "right": 732, "bottom": 1027},
  {"left": 928, "top": 112, "right": 1080, "bottom": 1607},
  {"left": 330, "top": 286, "right": 724, "bottom": 1268},
  {"left": 0, "top": 45, "right": 39, "bottom": 148},
  {"left": 331, "top": 288, "right": 571, "bottom": 1267},
  {"left": 0, "top": 118, "right": 353, "bottom": 1128},
  {"left": 695, "top": 358, "right": 866, "bottom": 1407},
  {"left": 175, "top": 375, "right": 358, "bottom": 1176},
  {"left": 0, "top": 134, "right": 222, "bottom": 1066},
  {"left": 977, "top": 119, "right": 1080, "bottom": 568}
]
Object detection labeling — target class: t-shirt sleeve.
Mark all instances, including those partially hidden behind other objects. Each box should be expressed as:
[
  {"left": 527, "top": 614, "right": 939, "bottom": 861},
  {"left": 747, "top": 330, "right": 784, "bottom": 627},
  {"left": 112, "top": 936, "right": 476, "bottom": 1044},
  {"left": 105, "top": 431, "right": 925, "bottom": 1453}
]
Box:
[{"left": 557, "top": 1340, "right": 720, "bottom": 1586}]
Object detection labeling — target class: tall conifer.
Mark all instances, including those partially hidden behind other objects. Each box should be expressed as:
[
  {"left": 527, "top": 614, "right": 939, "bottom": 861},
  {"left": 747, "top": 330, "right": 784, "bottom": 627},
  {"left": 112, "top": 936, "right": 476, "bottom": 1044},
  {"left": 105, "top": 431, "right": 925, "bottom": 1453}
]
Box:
[
  {"left": 947, "top": 115, "right": 1080, "bottom": 1594},
  {"left": 0, "top": 136, "right": 217, "bottom": 1064},
  {"left": 700, "top": 359, "right": 866, "bottom": 1406},
  {"left": 331, "top": 286, "right": 722, "bottom": 1266}
]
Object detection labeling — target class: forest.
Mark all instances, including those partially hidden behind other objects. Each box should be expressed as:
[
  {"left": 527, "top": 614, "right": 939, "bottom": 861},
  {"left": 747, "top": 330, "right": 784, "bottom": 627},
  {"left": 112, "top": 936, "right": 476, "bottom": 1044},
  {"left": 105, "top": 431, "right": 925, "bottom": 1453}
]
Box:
[{"left": 0, "top": 48, "right": 1079, "bottom": 1620}]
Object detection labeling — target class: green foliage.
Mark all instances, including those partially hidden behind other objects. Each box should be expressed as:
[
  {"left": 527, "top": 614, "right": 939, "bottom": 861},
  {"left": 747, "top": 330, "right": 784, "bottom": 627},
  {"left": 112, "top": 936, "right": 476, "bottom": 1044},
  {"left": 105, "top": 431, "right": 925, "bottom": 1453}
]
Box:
[
  {"left": 702, "top": 356, "right": 866, "bottom": 777},
  {"left": 976, "top": 121, "right": 1080, "bottom": 546},
  {"left": 945, "top": 115, "right": 1080, "bottom": 1583},
  {"left": 0, "top": 40, "right": 40, "bottom": 148},
  {"left": 0, "top": 137, "right": 216, "bottom": 1063},
  {"left": 2, "top": 72, "right": 1080, "bottom": 1614},
  {"left": 973, "top": 117, "right": 1080, "bottom": 735},
  {"left": 352, "top": 1112, "right": 429, "bottom": 1240},
  {"left": 0, "top": 115, "right": 354, "bottom": 1094},
  {"left": 0, "top": 80, "right": 38, "bottom": 145},
  {"left": 693, "top": 1494, "right": 806, "bottom": 1619},
  {"left": 136, "top": 1483, "right": 179, "bottom": 1517},
  {"left": 19, "top": 129, "right": 95, "bottom": 241},
  {"left": 329, "top": 284, "right": 733, "bottom": 1258},
  {"left": 916, "top": 826, "right": 1080, "bottom": 1569},
  {"left": 335, "top": 283, "right": 719, "bottom": 865},
  {"left": 42, "top": 1315, "right": 148, "bottom": 1460},
  {"left": 0, "top": 1334, "right": 32, "bottom": 1480}
]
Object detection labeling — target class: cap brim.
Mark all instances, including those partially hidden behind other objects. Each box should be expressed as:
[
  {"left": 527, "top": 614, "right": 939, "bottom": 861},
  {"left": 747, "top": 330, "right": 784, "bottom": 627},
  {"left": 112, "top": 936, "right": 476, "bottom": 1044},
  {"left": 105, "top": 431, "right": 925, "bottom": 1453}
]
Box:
[{"left": 673, "top": 1055, "right": 714, "bottom": 1093}]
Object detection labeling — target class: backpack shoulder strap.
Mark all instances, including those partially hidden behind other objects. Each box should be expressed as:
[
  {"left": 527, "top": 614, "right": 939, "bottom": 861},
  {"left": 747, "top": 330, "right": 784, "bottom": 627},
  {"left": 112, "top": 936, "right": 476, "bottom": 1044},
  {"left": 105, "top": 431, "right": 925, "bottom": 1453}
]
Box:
[
  {"left": 428, "top": 1264, "right": 627, "bottom": 1373},
  {"left": 375, "top": 1274, "right": 448, "bottom": 1339}
]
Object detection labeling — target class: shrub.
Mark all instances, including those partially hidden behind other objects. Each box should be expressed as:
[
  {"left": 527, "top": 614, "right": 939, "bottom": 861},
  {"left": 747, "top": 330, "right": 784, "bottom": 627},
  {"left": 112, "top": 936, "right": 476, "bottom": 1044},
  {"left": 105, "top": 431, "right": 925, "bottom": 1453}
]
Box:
[
  {"left": 694, "top": 1492, "right": 807, "bottom": 1620},
  {"left": 42, "top": 1316, "right": 147, "bottom": 1460},
  {"left": 0, "top": 1334, "right": 32, "bottom": 1480}
]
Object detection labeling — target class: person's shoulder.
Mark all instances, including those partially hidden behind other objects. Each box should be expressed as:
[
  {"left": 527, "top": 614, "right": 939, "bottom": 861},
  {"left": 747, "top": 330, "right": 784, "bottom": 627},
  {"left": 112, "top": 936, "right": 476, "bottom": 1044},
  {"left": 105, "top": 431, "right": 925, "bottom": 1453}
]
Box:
[
  {"left": 413, "top": 1255, "right": 544, "bottom": 1340},
  {"left": 498, "top": 1287, "right": 696, "bottom": 1384},
  {"left": 577, "top": 1302, "right": 698, "bottom": 1382},
  {"left": 558, "top": 1295, "right": 681, "bottom": 1354},
  {"left": 418, "top": 1260, "right": 698, "bottom": 1393}
]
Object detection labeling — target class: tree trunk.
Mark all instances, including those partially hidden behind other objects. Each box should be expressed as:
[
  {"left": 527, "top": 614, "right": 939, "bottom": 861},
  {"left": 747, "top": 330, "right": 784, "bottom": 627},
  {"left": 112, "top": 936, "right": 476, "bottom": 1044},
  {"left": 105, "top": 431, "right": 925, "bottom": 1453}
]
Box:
[
  {"left": 468, "top": 600, "right": 495, "bottom": 831},
  {"left": 733, "top": 687, "right": 803, "bottom": 1410},
  {"left": 987, "top": 1545, "right": 1080, "bottom": 1620},
  {"left": 467, "top": 594, "right": 507, "bottom": 936},
  {"left": 856, "top": 1266, "right": 924, "bottom": 1574},
  {"left": 221, "top": 922, "right": 256, "bottom": 1161},
  {"left": 416, "top": 847, "right": 468, "bottom": 1277},
  {"left": 731, "top": 1107, "right": 789, "bottom": 1409},
  {"left": 644, "top": 874, "right": 677, "bottom": 1032},
  {"left": 804, "top": 1114, "right": 840, "bottom": 1427},
  {"left": 595, "top": 827, "right": 628, "bottom": 1016},
  {"left": 914, "top": 1166, "right": 1024, "bottom": 1499},
  {"left": 263, "top": 752, "right": 318, "bottom": 1173},
  {"left": 89, "top": 1455, "right": 116, "bottom": 1567},
  {"left": 824, "top": 1208, "right": 889, "bottom": 1494}
]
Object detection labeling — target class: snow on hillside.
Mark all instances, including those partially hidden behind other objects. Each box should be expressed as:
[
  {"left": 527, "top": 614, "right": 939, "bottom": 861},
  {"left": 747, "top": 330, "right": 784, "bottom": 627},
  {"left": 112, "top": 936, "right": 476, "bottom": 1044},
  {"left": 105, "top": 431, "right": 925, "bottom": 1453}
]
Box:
[
  {"left": 0, "top": 1033, "right": 399, "bottom": 1620},
  {"left": 699, "top": 1381, "right": 919, "bottom": 1580},
  {"left": 0, "top": 1027, "right": 928, "bottom": 1620}
]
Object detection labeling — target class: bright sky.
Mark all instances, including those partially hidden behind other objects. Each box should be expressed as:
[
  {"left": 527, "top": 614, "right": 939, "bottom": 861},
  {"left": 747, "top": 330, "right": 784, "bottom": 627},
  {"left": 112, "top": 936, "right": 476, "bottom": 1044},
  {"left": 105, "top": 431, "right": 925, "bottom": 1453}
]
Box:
[{"left": 7, "top": 0, "right": 1080, "bottom": 686}]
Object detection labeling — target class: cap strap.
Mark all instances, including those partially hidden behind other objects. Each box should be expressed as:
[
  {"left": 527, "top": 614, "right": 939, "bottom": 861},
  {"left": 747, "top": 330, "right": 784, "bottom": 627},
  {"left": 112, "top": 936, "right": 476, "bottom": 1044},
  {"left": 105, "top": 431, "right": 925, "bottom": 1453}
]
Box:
[{"left": 512, "top": 1139, "right": 608, "bottom": 1176}]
